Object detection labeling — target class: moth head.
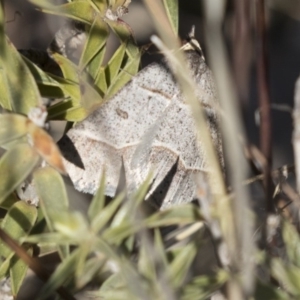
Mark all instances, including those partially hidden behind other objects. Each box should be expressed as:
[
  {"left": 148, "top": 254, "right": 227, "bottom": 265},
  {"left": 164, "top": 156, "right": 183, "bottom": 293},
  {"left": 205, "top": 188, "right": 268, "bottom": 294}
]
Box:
[{"left": 181, "top": 26, "right": 205, "bottom": 60}]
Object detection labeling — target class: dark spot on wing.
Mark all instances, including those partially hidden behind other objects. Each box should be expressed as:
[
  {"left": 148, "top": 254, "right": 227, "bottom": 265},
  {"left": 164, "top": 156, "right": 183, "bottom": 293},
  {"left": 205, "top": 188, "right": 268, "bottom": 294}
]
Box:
[{"left": 116, "top": 108, "right": 128, "bottom": 119}]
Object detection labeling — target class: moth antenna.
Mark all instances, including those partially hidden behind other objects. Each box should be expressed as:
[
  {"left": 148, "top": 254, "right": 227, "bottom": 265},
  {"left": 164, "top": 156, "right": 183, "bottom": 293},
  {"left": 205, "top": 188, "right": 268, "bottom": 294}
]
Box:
[{"left": 181, "top": 27, "right": 204, "bottom": 59}]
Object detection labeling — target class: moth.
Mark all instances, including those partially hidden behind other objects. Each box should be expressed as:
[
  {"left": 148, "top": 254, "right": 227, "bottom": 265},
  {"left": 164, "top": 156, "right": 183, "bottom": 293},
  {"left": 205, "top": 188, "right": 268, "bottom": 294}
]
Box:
[{"left": 58, "top": 36, "right": 223, "bottom": 209}]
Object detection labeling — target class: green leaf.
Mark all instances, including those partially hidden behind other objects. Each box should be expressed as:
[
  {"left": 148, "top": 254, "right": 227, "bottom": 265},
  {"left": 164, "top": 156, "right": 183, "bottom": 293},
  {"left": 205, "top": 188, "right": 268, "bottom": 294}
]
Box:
[
  {"left": 0, "top": 201, "right": 37, "bottom": 258},
  {"left": 105, "top": 43, "right": 126, "bottom": 87},
  {"left": 98, "top": 273, "right": 131, "bottom": 300},
  {"left": 0, "top": 253, "right": 14, "bottom": 280},
  {"left": 0, "top": 68, "right": 13, "bottom": 110},
  {"left": 91, "top": 192, "right": 124, "bottom": 233},
  {"left": 52, "top": 211, "right": 89, "bottom": 239},
  {"left": 169, "top": 242, "right": 197, "bottom": 287},
  {"left": 0, "top": 144, "right": 39, "bottom": 204},
  {"left": 47, "top": 64, "right": 105, "bottom": 121},
  {"left": 33, "top": 167, "right": 69, "bottom": 258},
  {"left": 87, "top": 45, "right": 107, "bottom": 86},
  {"left": 282, "top": 220, "right": 300, "bottom": 267},
  {"left": 271, "top": 258, "right": 300, "bottom": 296},
  {"left": 37, "top": 249, "right": 79, "bottom": 300},
  {"left": 23, "top": 232, "right": 74, "bottom": 245},
  {"left": 0, "top": 37, "right": 41, "bottom": 114},
  {"left": 0, "top": 114, "right": 27, "bottom": 146},
  {"left": 105, "top": 51, "right": 140, "bottom": 98},
  {"left": 76, "top": 256, "right": 106, "bottom": 289},
  {"left": 108, "top": 19, "right": 139, "bottom": 58},
  {"left": 10, "top": 248, "right": 33, "bottom": 296},
  {"left": 0, "top": 193, "right": 19, "bottom": 210},
  {"left": 51, "top": 53, "right": 79, "bottom": 84},
  {"left": 254, "top": 279, "right": 287, "bottom": 300},
  {"left": 88, "top": 171, "right": 106, "bottom": 222},
  {"left": 145, "top": 204, "right": 202, "bottom": 228},
  {"left": 21, "top": 55, "right": 67, "bottom": 99},
  {"left": 79, "top": 17, "right": 109, "bottom": 70},
  {"left": 162, "top": 0, "right": 178, "bottom": 35},
  {"left": 94, "top": 66, "right": 107, "bottom": 95},
  {"left": 29, "top": 0, "right": 96, "bottom": 25},
  {"left": 181, "top": 271, "right": 228, "bottom": 300}
]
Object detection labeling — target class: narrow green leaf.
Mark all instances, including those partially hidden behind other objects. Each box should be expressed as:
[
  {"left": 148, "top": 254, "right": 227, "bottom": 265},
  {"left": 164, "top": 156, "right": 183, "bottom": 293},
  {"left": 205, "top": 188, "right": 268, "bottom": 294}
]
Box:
[
  {"left": 21, "top": 55, "right": 67, "bottom": 99},
  {"left": 181, "top": 271, "right": 228, "bottom": 300},
  {"left": 107, "top": 19, "right": 139, "bottom": 58},
  {"left": 91, "top": 192, "right": 124, "bottom": 233},
  {"left": 87, "top": 44, "right": 107, "bottom": 83},
  {"left": 102, "top": 221, "right": 138, "bottom": 245},
  {"left": 29, "top": 0, "right": 95, "bottom": 25},
  {"left": 0, "top": 201, "right": 37, "bottom": 258},
  {"left": 76, "top": 256, "right": 106, "bottom": 289},
  {"left": 271, "top": 258, "right": 300, "bottom": 296},
  {"left": 0, "top": 68, "right": 13, "bottom": 110},
  {"left": 162, "top": 0, "right": 178, "bottom": 35},
  {"left": 145, "top": 204, "right": 202, "bottom": 228},
  {"left": 282, "top": 221, "right": 300, "bottom": 267},
  {"left": 10, "top": 248, "right": 33, "bottom": 296},
  {"left": 88, "top": 171, "right": 106, "bottom": 222},
  {"left": 138, "top": 236, "right": 157, "bottom": 281},
  {"left": 79, "top": 17, "right": 109, "bottom": 70},
  {"left": 0, "top": 193, "right": 19, "bottom": 210},
  {"left": 91, "top": 0, "right": 108, "bottom": 13},
  {"left": 37, "top": 249, "right": 79, "bottom": 300},
  {"left": 33, "top": 167, "right": 69, "bottom": 258},
  {"left": 0, "top": 37, "right": 41, "bottom": 114},
  {"left": 169, "top": 242, "right": 197, "bottom": 287},
  {"left": 105, "top": 43, "right": 126, "bottom": 87},
  {"left": 95, "top": 67, "right": 107, "bottom": 94},
  {"left": 106, "top": 51, "right": 140, "bottom": 98},
  {"left": 0, "top": 253, "right": 14, "bottom": 280},
  {"left": 0, "top": 114, "right": 27, "bottom": 146},
  {"left": 51, "top": 53, "right": 79, "bottom": 83},
  {"left": 53, "top": 211, "right": 89, "bottom": 239},
  {"left": 23, "top": 232, "right": 74, "bottom": 245},
  {"left": 0, "top": 144, "right": 39, "bottom": 204}
]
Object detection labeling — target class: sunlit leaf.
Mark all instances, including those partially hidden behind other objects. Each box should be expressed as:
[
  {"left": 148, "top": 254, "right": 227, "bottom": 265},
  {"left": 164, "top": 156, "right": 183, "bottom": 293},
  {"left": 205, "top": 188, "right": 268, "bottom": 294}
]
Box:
[
  {"left": 105, "top": 51, "right": 140, "bottom": 98},
  {"left": 91, "top": 192, "right": 124, "bottom": 233},
  {"left": 181, "top": 271, "right": 228, "bottom": 300},
  {"left": 88, "top": 171, "right": 106, "bottom": 222},
  {"left": 29, "top": 0, "right": 95, "bottom": 25},
  {"left": 162, "top": 0, "right": 178, "bottom": 35},
  {"left": 33, "top": 166, "right": 69, "bottom": 258},
  {"left": 10, "top": 248, "right": 33, "bottom": 296},
  {"left": 76, "top": 256, "right": 106, "bottom": 289},
  {"left": 37, "top": 249, "right": 79, "bottom": 300},
  {"left": 107, "top": 19, "right": 139, "bottom": 58},
  {"left": 271, "top": 258, "right": 300, "bottom": 296},
  {"left": 22, "top": 55, "right": 67, "bottom": 99},
  {"left": 145, "top": 204, "right": 202, "bottom": 228},
  {"left": 79, "top": 17, "right": 109, "bottom": 70},
  {"left": 0, "top": 114, "right": 27, "bottom": 146},
  {"left": 0, "top": 144, "right": 39, "bottom": 204},
  {"left": 0, "top": 37, "right": 41, "bottom": 114},
  {"left": 169, "top": 242, "right": 197, "bottom": 287},
  {"left": 0, "top": 69, "right": 13, "bottom": 110},
  {"left": 282, "top": 220, "right": 300, "bottom": 267},
  {"left": 105, "top": 43, "right": 126, "bottom": 87},
  {"left": 0, "top": 201, "right": 37, "bottom": 258}
]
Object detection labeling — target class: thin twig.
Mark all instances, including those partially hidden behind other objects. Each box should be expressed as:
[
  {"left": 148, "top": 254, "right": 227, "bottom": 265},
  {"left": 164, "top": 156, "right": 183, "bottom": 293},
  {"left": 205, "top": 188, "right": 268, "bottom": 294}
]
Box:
[{"left": 255, "top": 0, "right": 273, "bottom": 212}]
